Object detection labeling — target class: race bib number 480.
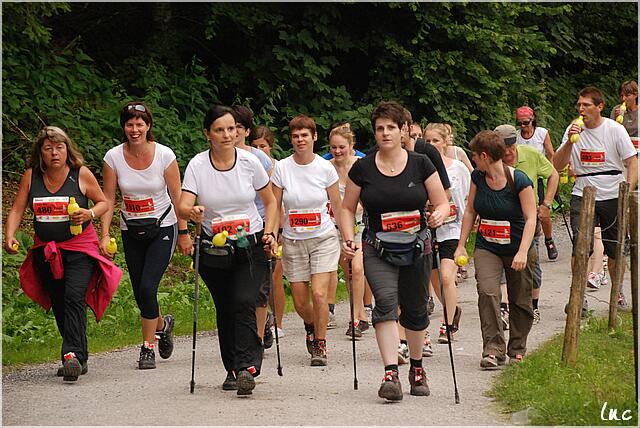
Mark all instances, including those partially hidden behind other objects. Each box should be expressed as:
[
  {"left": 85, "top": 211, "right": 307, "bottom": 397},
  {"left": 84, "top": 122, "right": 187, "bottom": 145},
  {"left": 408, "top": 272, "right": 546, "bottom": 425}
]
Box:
[
  {"left": 579, "top": 149, "right": 605, "bottom": 167},
  {"left": 479, "top": 219, "right": 511, "bottom": 244},
  {"left": 381, "top": 210, "right": 421, "bottom": 233},
  {"left": 211, "top": 215, "right": 250, "bottom": 238},
  {"left": 123, "top": 196, "right": 155, "bottom": 217},
  {"left": 289, "top": 209, "right": 322, "bottom": 232},
  {"left": 33, "top": 196, "right": 69, "bottom": 222}
]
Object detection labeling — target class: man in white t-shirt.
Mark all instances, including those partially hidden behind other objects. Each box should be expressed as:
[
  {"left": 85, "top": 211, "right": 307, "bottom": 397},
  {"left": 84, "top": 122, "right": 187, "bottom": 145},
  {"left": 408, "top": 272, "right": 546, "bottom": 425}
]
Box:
[{"left": 554, "top": 86, "right": 637, "bottom": 313}]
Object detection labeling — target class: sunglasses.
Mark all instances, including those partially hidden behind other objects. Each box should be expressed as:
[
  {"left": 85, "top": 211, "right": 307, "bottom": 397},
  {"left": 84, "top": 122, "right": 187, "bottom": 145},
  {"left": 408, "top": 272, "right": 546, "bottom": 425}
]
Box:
[
  {"left": 516, "top": 120, "right": 532, "bottom": 126},
  {"left": 126, "top": 104, "right": 146, "bottom": 113}
]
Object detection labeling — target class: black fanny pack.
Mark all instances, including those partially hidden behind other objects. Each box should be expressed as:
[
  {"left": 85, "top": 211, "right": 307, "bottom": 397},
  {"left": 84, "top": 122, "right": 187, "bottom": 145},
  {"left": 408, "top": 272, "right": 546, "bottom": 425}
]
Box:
[
  {"left": 366, "top": 228, "right": 430, "bottom": 267},
  {"left": 121, "top": 205, "right": 172, "bottom": 241},
  {"left": 199, "top": 231, "right": 263, "bottom": 270}
]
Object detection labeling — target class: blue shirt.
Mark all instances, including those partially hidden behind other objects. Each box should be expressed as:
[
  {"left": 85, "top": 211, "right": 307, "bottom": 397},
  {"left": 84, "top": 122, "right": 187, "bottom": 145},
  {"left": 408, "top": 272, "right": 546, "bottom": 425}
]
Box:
[{"left": 322, "top": 149, "right": 366, "bottom": 160}]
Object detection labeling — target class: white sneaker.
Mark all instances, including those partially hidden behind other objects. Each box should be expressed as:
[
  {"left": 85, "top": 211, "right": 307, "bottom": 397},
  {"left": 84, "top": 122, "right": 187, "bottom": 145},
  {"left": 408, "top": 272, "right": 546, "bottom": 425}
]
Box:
[
  {"left": 587, "top": 272, "right": 601, "bottom": 290},
  {"left": 327, "top": 311, "right": 336, "bottom": 329},
  {"left": 397, "top": 343, "right": 409, "bottom": 365},
  {"left": 365, "top": 307, "right": 373, "bottom": 324},
  {"left": 270, "top": 326, "right": 285, "bottom": 338},
  {"left": 599, "top": 271, "right": 609, "bottom": 287}
]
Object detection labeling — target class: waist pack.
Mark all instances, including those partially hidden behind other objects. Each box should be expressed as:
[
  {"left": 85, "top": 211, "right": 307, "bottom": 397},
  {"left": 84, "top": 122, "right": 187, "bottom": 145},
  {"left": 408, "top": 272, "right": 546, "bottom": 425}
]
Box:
[
  {"left": 121, "top": 206, "right": 172, "bottom": 241},
  {"left": 198, "top": 231, "right": 263, "bottom": 270},
  {"left": 367, "top": 228, "right": 431, "bottom": 267}
]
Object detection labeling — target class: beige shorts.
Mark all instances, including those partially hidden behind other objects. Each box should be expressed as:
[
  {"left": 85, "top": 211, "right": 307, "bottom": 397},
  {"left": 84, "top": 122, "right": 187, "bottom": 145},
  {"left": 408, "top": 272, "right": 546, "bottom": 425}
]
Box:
[{"left": 282, "top": 229, "right": 340, "bottom": 282}]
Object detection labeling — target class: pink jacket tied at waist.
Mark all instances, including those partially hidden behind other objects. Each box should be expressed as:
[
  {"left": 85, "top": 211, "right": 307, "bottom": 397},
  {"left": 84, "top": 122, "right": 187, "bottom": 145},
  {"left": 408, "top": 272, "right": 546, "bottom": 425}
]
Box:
[{"left": 19, "top": 224, "right": 123, "bottom": 322}]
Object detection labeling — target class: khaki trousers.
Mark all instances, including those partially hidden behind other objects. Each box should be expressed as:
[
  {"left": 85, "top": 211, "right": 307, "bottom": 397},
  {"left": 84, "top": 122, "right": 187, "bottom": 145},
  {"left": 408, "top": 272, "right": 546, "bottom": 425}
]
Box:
[{"left": 474, "top": 246, "right": 535, "bottom": 359}]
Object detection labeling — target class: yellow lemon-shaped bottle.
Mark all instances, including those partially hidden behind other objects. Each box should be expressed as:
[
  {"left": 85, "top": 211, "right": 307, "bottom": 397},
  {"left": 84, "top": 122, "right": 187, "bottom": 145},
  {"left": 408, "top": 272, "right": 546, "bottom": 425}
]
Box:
[
  {"left": 68, "top": 197, "right": 83, "bottom": 235},
  {"left": 559, "top": 166, "right": 569, "bottom": 184},
  {"left": 455, "top": 255, "right": 468, "bottom": 267},
  {"left": 106, "top": 238, "right": 117, "bottom": 255},
  {"left": 11, "top": 243, "right": 19, "bottom": 251},
  {"left": 213, "top": 230, "right": 229, "bottom": 247},
  {"left": 276, "top": 245, "right": 283, "bottom": 258},
  {"left": 616, "top": 102, "right": 626, "bottom": 123},
  {"left": 570, "top": 115, "right": 584, "bottom": 144}
]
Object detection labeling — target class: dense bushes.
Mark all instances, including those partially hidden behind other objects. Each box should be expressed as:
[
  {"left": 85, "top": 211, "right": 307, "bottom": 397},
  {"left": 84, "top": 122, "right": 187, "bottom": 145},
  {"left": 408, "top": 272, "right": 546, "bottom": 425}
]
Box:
[{"left": 2, "top": 2, "right": 637, "bottom": 177}]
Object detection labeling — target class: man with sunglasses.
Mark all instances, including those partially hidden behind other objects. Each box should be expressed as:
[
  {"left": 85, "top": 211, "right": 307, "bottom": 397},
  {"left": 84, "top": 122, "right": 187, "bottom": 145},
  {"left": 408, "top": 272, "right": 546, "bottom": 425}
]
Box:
[
  {"left": 515, "top": 106, "right": 558, "bottom": 261},
  {"left": 554, "top": 86, "right": 637, "bottom": 314}
]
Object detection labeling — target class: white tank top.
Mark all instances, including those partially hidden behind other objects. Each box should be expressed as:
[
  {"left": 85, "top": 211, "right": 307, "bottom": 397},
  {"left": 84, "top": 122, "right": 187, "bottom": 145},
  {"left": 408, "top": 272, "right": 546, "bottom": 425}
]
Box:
[
  {"left": 103, "top": 142, "right": 178, "bottom": 230},
  {"left": 517, "top": 127, "right": 548, "bottom": 154}
]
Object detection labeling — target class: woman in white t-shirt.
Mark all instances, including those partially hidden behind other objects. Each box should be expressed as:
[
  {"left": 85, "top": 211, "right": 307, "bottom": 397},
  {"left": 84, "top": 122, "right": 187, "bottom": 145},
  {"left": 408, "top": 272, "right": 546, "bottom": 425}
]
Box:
[
  {"left": 178, "top": 105, "right": 278, "bottom": 396},
  {"left": 271, "top": 114, "right": 343, "bottom": 367},
  {"left": 328, "top": 123, "right": 369, "bottom": 338},
  {"left": 102, "top": 102, "right": 192, "bottom": 370},
  {"left": 424, "top": 123, "right": 470, "bottom": 343}
]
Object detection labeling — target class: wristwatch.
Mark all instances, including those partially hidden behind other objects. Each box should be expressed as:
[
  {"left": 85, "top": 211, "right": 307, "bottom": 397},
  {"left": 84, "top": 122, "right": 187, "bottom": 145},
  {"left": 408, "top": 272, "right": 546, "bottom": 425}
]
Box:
[
  {"left": 541, "top": 201, "right": 552, "bottom": 209},
  {"left": 178, "top": 229, "right": 189, "bottom": 235}
]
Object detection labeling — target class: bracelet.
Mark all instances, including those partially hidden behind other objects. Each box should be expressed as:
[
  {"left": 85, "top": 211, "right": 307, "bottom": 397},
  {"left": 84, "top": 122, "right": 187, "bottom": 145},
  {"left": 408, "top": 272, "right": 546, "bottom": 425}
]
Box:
[
  {"left": 90, "top": 209, "right": 95, "bottom": 219},
  {"left": 178, "top": 229, "right": 189, "bottom": 235},
  {"left": 265, "top": 232, "right": 276, "bottom": 240}
]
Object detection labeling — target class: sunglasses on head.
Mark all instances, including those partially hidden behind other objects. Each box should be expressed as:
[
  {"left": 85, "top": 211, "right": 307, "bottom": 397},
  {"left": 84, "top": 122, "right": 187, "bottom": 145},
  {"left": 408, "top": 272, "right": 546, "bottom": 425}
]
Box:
[
  {"left": 516, "top": 120, "right": 532, "bottom": 126},
  {"left": 126, "top": 104, "right": 146, "bottom": 113}
]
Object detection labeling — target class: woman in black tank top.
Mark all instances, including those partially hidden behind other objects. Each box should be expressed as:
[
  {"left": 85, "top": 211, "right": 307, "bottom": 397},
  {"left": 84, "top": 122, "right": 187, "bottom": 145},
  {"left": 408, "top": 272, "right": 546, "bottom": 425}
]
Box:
[{"left": 4, "top": 126, "right": 110, "bottom": 382}]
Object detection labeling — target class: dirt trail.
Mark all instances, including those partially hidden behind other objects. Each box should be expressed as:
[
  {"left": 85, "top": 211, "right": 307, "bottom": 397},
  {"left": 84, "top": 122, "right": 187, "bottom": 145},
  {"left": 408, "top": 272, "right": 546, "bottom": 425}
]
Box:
[{"left": 2, "top": 220, "right": 631, "bottom": 425}]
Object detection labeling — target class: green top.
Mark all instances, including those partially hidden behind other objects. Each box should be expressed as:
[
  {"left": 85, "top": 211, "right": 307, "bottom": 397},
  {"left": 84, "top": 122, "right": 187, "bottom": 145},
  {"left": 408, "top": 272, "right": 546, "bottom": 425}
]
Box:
[{"left": 514, "top": 144, "right": 554, "bottom": 204}]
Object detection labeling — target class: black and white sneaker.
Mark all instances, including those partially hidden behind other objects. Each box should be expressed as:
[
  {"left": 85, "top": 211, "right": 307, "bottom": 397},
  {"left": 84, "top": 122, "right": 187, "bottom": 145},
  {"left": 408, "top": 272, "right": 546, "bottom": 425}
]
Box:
[
  {"left": 156, "top": 314, "right": 174, "bottom": 359},
  {"left": 138, "top": 344, "right": 156, "bottom": 370}
]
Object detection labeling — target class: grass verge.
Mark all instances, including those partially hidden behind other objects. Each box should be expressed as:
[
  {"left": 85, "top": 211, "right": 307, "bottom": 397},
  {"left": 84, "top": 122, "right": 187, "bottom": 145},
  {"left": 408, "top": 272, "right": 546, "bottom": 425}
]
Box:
[{"left": 488, "top": 312, "right": 638, "bottom": 426}]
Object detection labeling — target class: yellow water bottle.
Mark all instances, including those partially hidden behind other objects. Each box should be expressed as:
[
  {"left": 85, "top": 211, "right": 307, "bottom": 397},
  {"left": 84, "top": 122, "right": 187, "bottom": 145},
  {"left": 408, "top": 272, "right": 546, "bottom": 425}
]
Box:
[
  {"left": 106, "top": 238, "right": 117, "bottom": 256},
  {"left": 616, "top": 102, "right": 626, "bottom": 124},
  {"left": 455, "top": 255, "right": 468, "bottom": 267},
  {"left": 213, "top": 230, "right": 229, "bottom": 247},
  {"left": 11, "top": 243, "right": 19, "bottom": 251},
  {"left": 68, "top": 197, "right": 82, "bottom": 235},
  {"left": 570, "top": 115, "right": 584, "bottom": 144},
  {"left": 560, "top": 166, "right": 569, "bottom": 184}
]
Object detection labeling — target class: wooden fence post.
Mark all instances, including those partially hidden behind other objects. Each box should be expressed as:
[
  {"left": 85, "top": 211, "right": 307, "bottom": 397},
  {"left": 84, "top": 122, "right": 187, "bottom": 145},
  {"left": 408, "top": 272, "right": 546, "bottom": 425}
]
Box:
[
  {"left": 629, "top": 191, "right": 638, "bottom": 401},
  {"left": 608, "top": 182, "right": 630, "bottom": 330},
  {"left": 562, "top": 186, "right": 596, "bottom": 366}
]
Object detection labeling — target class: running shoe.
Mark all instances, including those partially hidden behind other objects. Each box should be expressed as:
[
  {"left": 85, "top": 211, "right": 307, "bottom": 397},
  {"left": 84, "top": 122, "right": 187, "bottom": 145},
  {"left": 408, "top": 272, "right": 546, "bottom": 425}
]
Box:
[
  {"left": 427, "top": 297, "right": 435, "bottom": 315},
  {"left": 327, "top": 311, "right": 336, "bottom": 329},
  {"left": 57, "top": 360, "right": 87, "bottom": 377},
  {"left": 345, "top": 321, "right": 363, "bottom": 339},
  {"left": 222, "top": 370, "right": 237, "bottom": 391},
  {"left": 618, "top": 291, "right": 629, "bottom": 310},
  {"left": 365, "top": 306, "right": 373, "bottom": 324},
  {"left": 438, "top": 323, "right": 450, "bottom": 344},
  {"left": 500, "top": 306, "right": 510, "bottom": 331},
  {"left": 422, "top": 331, "right": 433, "bottom": 357},
  {"left": 310, "top": 340, "right": 328, "bottom": 366},
  {"left": 533, "top": 308, "right": 541, "bottom": 325},
  {"left": 397, "top": 343, "right": 409, "bottom": 365},
  {"left": 236, "top": 367, "right": 256, "bottom": 396},
  {"left": 138, "top": 343, "right": 156, "bottom": 370},
  {"left": 263, "top": 312, "right": 273, "bottom": 349},
  {"left": 545, "top": 238, "right": 558, "bottom": 261},
  {"left": 599, "top": 271, "right": 609, "bottom": 287},
  {"left": 156, "top": 314, "right": 174, "bottom": 359},
  {"left": 62, "top": 352, "right": 82, "bottom": 382},
  {"left": 586, "top": 272, "right": 601, "bottom": 290}
]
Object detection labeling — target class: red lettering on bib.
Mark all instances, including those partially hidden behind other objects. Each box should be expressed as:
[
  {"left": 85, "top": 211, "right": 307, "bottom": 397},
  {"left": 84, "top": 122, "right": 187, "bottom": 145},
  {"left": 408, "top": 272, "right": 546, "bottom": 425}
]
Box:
[
  {"left": 631, "top": 137, "right": 639, "bottom": 150},
  {"left": 479, "top": 219, "right": 511, "bottom": 244},
  {"left": 211, "top": 215, "right": 250, "bottom": 237},
  {"left": 33, "top": 197, "right": 69, "bottom": 222},
  {"left": 381, "top": 210, "right": 421, "bottom": 233},
  {"left": 579, "top": 149, "right": 605, "bottom": 167},
  {"left": 123, "top": 196, "right": 155, "bottom": 217},
  {"left": 289, "top": 209, "right": 322, "bottom": 232},
  {"left": 443, "top": 202, "right": 458, "bottom": 224},
  {"left": 326, "top": 201, "right": 334, "bottom": 219}
]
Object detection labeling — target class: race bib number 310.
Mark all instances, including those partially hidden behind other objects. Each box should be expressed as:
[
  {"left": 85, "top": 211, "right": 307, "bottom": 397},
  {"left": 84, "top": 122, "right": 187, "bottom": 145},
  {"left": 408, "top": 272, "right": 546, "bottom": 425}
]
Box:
[
  {"left": 289, "top": 209, "right": 322, "bottom": 232},
  {"left": 381, "top": 210, "right": 421, "bottom": 233},
  {"left": 33, "top": 196, "right": 69, "bottom": 222},
  {"left": 479, "top": 219, "right": 511, "bottom": 244}
]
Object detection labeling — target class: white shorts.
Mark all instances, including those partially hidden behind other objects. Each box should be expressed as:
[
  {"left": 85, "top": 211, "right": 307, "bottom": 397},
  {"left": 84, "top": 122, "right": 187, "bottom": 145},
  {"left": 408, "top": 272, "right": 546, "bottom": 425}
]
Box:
[{"left": 282, "top": 229, "right": 340, "bottom": 282}]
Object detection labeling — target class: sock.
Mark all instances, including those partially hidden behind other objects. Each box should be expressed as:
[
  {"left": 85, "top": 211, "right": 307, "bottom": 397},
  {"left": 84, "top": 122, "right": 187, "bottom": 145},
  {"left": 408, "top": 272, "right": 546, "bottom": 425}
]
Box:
[
  {"left": 400, "top": 339, "right": 408, "bottom": 346},
  {"left": 328, "top": 304, "right": 335, "bottom": 313},
  {"left": 304, "top": 322, "right": 315, "bottom": 335},
  {"left": 365, "top": 304, "right": 373, "bottom": 309},
  {"left": 410, "top": 358, "right": 422, "bottom": 368},
  {"left": 500, "top": 302, "right": 508, "bottom": 310},
  {"left": 384, "top": 364, "right": 398, "bottom": 373},
  {"left": 532, "top": 299, "right": 539, "bottom": 310}
]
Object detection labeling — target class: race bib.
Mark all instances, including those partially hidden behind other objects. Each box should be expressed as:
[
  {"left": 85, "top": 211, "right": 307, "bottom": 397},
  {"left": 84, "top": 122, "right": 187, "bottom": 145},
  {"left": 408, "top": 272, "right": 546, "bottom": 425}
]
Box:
[
  {"left": 631, "top": 137, "right": 639, "bottom": 150},
  {"left": 289, "top": 208, "right": 322, "bottom": 232},
  {"left": 123, "top": 195, "right": 155, "bottom": 217},
  {"left": 443, "top": 200, "right": 458, "bottom": 224},
  {"left": 33, "top": 196, "right": 69, "bottom": 222},
  {"left": 479, "top": 219, "right": 511, "bottom": 244},
  {"left": 381, "top": 210, "right": 421, "bottom": 233},
  {"left": 579, "top": 149, "right": 605, "bottom": 167},
  {"left": 327, "top": 201, "right": 335, "bottom": 220},
  {"left": 211, "top": 215, "right": 251, "bottom": 238}
]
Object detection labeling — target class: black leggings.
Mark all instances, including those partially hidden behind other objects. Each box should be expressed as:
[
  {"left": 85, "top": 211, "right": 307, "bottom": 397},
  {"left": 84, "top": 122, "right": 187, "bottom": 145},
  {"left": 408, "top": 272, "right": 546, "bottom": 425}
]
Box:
[
  {"left": 199, "top": 241, "right": 268, "bottom": 375},
  {"left": 33, "top": 247, "right": 96, "bottom": 365},
  {"left": 122, "top": 224, "right": 176, "bottom": 319}
]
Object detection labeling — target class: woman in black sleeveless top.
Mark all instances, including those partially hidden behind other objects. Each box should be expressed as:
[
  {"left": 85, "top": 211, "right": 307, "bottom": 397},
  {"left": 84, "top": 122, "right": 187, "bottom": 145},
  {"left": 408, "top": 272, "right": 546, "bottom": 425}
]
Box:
[{"left": 4, "top": 126, "right": 111, "bottom": 382}]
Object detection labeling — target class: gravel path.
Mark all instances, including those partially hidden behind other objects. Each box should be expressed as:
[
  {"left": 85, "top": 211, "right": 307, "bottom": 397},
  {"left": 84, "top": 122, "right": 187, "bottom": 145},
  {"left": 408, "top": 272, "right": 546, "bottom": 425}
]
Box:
[{"left": 2, "top": 219, "right": 632, "bottom": 425}]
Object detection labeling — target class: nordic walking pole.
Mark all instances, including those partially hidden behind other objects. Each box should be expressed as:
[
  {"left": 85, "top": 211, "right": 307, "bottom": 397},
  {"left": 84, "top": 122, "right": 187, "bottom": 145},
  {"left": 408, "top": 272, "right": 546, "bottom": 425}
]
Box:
[
  {"left": 555, "top": 192, "right": 573, "bottom": 245},
  {"left": 433, "top": 236, "right": 460, "bottom": 404},
  {"left": 190, "top": 222, "right": 202, "bottom": 394},
  {"left": 269, "top": 256, "right": 283, "bottom": 376},
  {"left": 348, "top": 260, "right": 358, "bottom": 390}
]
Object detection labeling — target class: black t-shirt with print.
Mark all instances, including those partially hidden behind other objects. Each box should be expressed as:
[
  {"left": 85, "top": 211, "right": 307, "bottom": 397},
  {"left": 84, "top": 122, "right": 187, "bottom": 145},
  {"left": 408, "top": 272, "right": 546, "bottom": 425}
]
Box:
[{"left": 349, "top": 150, "right": 437, "bottom": 233}]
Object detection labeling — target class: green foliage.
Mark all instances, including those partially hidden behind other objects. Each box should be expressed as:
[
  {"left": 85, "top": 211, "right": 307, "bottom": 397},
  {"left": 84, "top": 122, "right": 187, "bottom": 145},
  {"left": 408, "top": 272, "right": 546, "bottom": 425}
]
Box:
[{"left": 489, "top": 313, "right": 637, "bottom": 425}]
